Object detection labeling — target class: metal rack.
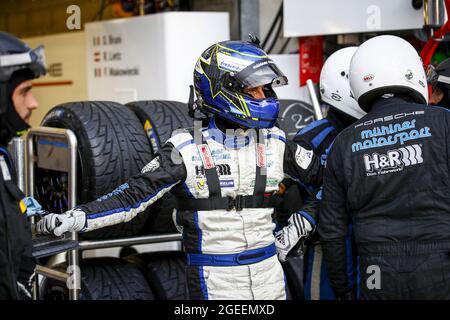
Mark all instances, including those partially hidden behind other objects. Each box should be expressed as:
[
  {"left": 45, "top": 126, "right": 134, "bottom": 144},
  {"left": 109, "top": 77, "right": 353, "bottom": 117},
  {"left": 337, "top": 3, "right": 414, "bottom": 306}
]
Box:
[
  {"left": 26, "top": 127, "right": 79, "bottom": 300},
  {"left": 24, "top": 127, "right": 182, "bottom": 300}
]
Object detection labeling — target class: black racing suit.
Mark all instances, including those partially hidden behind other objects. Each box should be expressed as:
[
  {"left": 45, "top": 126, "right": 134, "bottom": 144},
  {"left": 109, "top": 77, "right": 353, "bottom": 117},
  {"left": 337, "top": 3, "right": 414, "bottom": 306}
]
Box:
[
  {"left": 293, "top": 109, "right": 356, "bottom": 223},
  {"left": 0, "top": 146, "right": 35, "bottom": 300},
  {"left": 319, "top": 97, "right": 450, "bottom": 300},
  {"left": 293, "top": 109, "right": 358, "bottom": 300}
]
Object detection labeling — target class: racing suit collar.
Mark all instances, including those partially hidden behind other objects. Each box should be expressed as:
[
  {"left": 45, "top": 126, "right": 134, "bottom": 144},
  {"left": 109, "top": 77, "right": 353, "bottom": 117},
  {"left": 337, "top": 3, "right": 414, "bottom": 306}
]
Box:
[
  {"left": 326, "top": 107, "right": 357, "bottom": 133},
  {"left": 206, "top": 117, "right": 255, "bottom": 149}
]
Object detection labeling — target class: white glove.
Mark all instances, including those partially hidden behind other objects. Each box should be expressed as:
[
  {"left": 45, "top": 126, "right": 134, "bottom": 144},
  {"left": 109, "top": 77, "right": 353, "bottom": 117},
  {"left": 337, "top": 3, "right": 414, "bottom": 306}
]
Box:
[
  {"left": 36, "top": 209, "right": 86, "bottom": 236},
  {"left": 275, "top": 213, "right": 313, "bottom": 262}
]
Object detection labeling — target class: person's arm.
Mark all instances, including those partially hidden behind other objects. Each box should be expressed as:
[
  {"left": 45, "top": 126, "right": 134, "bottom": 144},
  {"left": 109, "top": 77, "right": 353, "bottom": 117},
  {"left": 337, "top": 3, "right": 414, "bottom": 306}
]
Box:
[
  {"left": 2, "top": 148, "right": 36, "bottom": 299},
  {"left": 274, "top": 137, "right": 323, "bottom": 261},
  {"left": 283, "top": 140, "right": 323, "bottom": 188},
  {"left": 318, "top": 141, "right": 352, "bottom": 299},
  {"left": 274, "top": 187, "right": 319, "bottom": 261},
  {"left": 297, "top": 188, "right": 320, "bottom": 227},
  {"left": 37, "top": 142, "right": 186, "bottom": 235},
  {"left": 17, "top": 221, "right": 35, "bottom": 300}
]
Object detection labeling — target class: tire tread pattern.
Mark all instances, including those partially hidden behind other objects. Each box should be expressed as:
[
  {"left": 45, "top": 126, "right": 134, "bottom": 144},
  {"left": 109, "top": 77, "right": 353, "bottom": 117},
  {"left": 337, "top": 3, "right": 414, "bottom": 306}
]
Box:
[
  {"left": 141, "top": 252, "right": 188, "bottom": 300},
  {"left": 81, "top": 258, "right": 154, "bottom": 300},
  {"left": 40, "top": 258, "right": 154, "bottom": 300},
  {"left": 41, "top": 101, "right": 154, "bottom": 238}
]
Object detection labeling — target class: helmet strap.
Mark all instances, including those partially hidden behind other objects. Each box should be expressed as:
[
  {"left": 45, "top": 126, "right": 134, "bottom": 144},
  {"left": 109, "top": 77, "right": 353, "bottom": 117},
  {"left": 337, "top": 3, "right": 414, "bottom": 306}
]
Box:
[
  {"left": 188, "top": 84, "right": 195, "bottom": 118},
  {"left": 0, "top": 82, "right": 8, "bottom": 115},
  {"left": 188, "top": 85, "right": 209, "bottom": 121}
]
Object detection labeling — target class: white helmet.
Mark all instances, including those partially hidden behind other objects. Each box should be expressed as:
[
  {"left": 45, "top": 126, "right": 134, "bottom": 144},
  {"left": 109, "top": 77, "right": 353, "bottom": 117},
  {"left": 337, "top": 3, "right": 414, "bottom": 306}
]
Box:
[
  {"left": 349, "top": 35, "right": 428, "bottom": 111},
  {"left": 320, "top": 46, "right": 366, "bottom": 119}
]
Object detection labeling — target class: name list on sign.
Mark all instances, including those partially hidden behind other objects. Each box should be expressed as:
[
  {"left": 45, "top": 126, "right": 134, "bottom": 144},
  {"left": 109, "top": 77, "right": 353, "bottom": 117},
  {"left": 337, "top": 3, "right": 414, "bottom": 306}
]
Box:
[{"left": 92, "top": 34, "right": 139, "bottom": 78}]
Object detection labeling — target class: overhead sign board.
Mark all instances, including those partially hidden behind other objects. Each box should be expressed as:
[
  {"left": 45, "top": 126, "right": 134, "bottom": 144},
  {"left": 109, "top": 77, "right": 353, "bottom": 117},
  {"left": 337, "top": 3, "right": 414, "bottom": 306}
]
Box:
[{"left": 284, "top": 0, "right": 425, "bottom": 37}]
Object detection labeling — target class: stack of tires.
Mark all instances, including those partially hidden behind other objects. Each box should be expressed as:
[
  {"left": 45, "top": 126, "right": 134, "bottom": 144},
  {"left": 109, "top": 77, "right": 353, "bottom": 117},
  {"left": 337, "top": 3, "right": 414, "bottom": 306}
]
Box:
[
  {"left": 38, "top": 100, "right": 193, "bottom": 238},
  {"left": 37, "top": 100, "right": 191, "bottom": 300},
  {"left": 37, "top": 98, "right": 316, "bottom": 300}
]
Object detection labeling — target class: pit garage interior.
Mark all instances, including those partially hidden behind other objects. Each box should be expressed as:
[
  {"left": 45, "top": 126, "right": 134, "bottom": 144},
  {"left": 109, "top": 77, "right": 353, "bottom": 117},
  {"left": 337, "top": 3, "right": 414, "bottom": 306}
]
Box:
[{"left": 1, "top": 0, "right": 449, "bottom": 301}]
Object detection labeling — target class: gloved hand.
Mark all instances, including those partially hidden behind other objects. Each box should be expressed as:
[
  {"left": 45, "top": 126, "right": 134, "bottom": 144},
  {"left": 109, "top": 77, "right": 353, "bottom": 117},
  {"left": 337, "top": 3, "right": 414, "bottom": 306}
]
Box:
[
  {"left": 35, "top": 209, "right": 86, "bottom": 236},
  {"left": 275, "top": 213, "right": 313, "bottom": 262}
]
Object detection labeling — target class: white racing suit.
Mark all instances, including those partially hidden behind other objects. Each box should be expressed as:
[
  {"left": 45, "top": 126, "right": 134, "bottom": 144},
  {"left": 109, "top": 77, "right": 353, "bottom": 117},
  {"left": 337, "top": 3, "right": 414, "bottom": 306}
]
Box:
[{"left": 75, "top": 118, "right": 322, "bottom": 300}]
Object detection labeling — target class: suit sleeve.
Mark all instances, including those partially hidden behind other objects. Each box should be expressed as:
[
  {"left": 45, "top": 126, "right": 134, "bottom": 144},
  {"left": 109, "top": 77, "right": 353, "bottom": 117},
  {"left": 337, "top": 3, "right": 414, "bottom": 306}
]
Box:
[
  {"left": 78, "top": 142, "right": 187, "bottom": 232},
  {"left": 283, "top": 140, "right": 323, "bottom": 188},
  {"left": 297, "top": 189, "right": 320, "bottom": 228},
  {"left": 318, "top": 140, "right": 351, "bottom": 297},
  {"left": 17, "top": 218, "right": 35, "bottom": 295}
]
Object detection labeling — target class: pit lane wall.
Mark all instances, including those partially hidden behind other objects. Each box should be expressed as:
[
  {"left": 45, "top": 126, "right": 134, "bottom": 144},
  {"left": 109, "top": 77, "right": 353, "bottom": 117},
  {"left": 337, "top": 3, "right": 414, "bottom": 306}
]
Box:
[{"left": 23, "top": 31, "right": 88, "bottom": 128}]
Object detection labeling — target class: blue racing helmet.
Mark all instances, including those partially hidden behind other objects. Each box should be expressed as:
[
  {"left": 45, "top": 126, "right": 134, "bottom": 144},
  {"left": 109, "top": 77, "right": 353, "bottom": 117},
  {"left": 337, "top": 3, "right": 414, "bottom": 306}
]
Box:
[{"left": 193, "top": 40, "right": 288, "bottom": 128}]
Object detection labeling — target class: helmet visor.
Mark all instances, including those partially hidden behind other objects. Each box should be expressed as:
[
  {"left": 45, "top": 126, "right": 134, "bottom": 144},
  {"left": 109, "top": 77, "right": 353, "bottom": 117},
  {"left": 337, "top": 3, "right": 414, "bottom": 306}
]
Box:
[
  {"left": 28, "top": 45, "right": 47, "bottom": 77},
  {"left": 235, "top": 59, "right": 288, "bottom": 88},
  {"left": 0, "top": 45, "right": 46, "bottom": 80}
]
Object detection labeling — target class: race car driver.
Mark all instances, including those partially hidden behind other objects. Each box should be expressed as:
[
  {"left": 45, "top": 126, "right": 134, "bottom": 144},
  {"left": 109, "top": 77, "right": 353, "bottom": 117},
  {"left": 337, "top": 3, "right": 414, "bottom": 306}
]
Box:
[
  {"left": 37, "top": 40, "right": 323, "bottom": 300},
  {"left": 292, "top": 47, "right": 365, "bottom": 300},
  {"left": 426, "top": 57, "right": 450, "bottom": 106},
  {"left": 0, "top": 32, "right": 46, "bottom": 299},
  {"left": 320, "top": 35, "right": 450, "bottom": 300}
]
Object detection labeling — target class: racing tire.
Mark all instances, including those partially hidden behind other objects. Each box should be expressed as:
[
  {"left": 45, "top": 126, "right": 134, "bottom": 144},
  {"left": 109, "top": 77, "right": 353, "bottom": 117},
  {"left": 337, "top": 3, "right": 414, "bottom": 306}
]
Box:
[
  {"left": 40, "top": 101, "right": 154, "bottom": 239},
  {"left": 278, "top": 99, "right": 316, "bottom": 140},
  {"left": 126, "top": 100, "right": 193, "bottom": 155},
  {"left": 139, "top": 252, "right": 188, "bottom": 300},
  {"left": 40, "top": 258, "right": 154, "bottom": 300},
  {"left": 126, "top": 100, "right": 193, "bottom": 234}
]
